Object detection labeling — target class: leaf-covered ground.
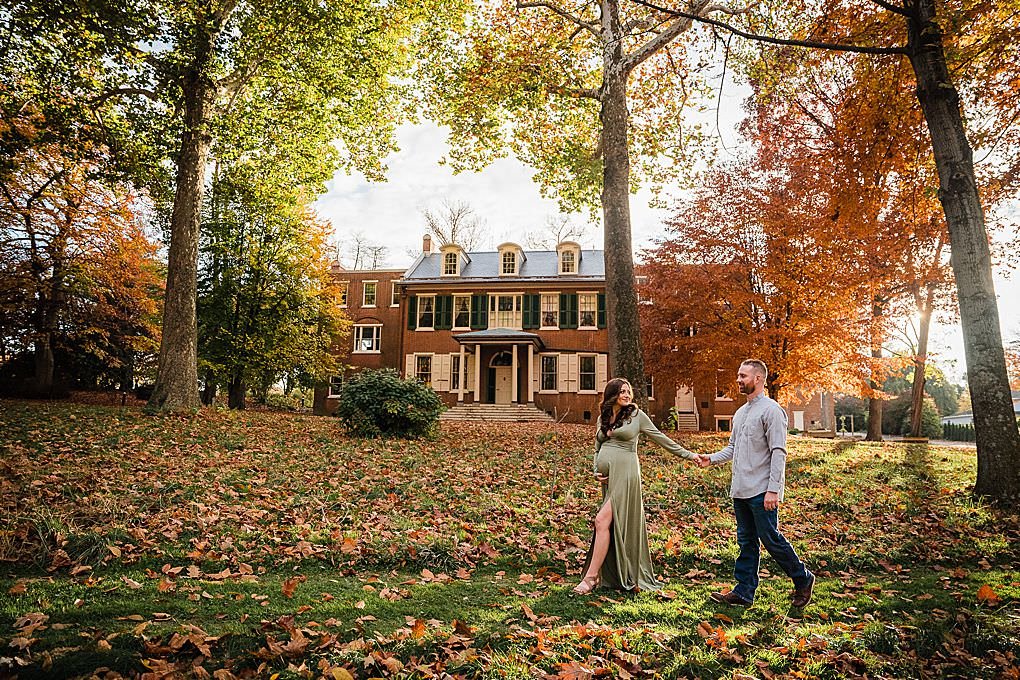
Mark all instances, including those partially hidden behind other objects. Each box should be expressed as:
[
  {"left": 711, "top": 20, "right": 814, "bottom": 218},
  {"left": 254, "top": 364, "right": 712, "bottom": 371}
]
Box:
[{"left": 1, "top": 399, "right": 1018, "bottom": 679}]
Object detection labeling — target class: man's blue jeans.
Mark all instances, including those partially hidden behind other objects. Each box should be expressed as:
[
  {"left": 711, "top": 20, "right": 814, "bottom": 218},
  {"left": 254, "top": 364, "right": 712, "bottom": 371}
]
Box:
[{"left": 732, "top": 492, "right": 811, "bottom": 603}]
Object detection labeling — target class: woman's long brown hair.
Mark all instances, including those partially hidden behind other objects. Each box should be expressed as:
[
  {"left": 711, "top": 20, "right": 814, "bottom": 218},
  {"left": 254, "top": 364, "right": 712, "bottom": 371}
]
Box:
[{"left": 599, "top": 378, "right": 636, "bottom": 437}]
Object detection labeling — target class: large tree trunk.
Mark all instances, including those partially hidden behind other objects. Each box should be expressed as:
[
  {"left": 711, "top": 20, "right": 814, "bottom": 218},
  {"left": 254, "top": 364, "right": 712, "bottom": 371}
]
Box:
[
  {"left": 147, "top": 41, "right": 216, "bottom": 413},
  {"left": 32, "top": 335, "right": 54, "bottom": 396},
  {"left": 908, "top": 286, "right": 934, "bottom": 438},
  {"left": 600, "top": 10, "right": 646, "bottom": 404},
  {"left": 866, "top": 303, "right": 884, "bottom": 441},
  {"left": 907, "top": 3, "right": 1020, "bottom": 503}
]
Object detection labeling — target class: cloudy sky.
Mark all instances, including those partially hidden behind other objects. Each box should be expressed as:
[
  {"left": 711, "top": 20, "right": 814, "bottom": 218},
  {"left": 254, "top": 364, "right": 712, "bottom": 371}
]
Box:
[{"left": 314, "top": 121, "right": 1019, "bottom": 384}]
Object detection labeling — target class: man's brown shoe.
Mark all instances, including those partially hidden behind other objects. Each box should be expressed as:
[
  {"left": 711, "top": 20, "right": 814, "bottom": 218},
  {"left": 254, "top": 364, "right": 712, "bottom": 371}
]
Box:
[
  {"left": 710, "top": 590, "right": 752, "bottom": 607},
  {"left": 790, "top": 574, "right": 815, "bottom": 608}
]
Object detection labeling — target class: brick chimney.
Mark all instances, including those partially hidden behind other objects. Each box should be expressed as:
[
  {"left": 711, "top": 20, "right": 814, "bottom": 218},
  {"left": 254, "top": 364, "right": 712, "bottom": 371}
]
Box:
[{"left": 422, "top": 233, "right": 432, "bottom": 254}]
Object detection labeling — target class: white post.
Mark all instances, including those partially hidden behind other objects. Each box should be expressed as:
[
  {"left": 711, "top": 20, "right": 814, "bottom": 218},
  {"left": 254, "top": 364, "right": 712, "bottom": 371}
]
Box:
[
  {"left": 511, "top": 344, "right": 518, "bottom": 404},
  {"left": 475, "top": 344, "right": 482, "bottom": 400},
  {"left": 458, "top": 344, "right": 466, "bottom": 402},
  {"left": 527, "top": 344, "right": 534, "bottom": 403}
]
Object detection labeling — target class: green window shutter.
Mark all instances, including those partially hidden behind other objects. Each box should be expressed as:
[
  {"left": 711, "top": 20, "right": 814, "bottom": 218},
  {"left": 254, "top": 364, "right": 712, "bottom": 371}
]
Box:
[
  {"left": 560, "top": 293, "right": 578, "bottom": 329},
  {"left": 597, "top": 293, "right": 607, "bottom": 329},
  {"left": 436, "top": 295, "right": 453, "bottom": 330},
  {"left": 470, "top": 293, "right": 488, "bottom": 329},
  {"left": 523, "top": 294, "right": 540, "bottom": 329},
  {"left": 407, "top": 295, "right": 417, "bottom": 329}
]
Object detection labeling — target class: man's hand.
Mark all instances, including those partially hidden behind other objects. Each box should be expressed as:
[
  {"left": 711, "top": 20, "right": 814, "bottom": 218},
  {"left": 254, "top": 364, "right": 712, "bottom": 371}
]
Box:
[
  {"left": 594, "top": 472, "right": 609, "bottom": 483},
  {"left": 695, "top": 454, "right": 711, "bottom": 468},
  {"left": 763, "top": 491, "right": 779, "bottom": 510}
]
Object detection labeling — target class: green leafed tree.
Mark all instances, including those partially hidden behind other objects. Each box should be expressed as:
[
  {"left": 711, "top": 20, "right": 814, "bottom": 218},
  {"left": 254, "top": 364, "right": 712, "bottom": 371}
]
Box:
[
  {"left": 198, "top": 169, "right": 348, "bottom": 410},
  {"left": 5, "top": 0, "right": 447, "bottom": 412},
  {"left": 421, "top": 0, "right": 749, "bottom": 402}
]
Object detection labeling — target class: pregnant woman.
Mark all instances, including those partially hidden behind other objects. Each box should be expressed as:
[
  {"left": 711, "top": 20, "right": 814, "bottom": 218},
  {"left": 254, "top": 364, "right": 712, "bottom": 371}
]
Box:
[{"left": 572, "top": 377, "right": 699, "bottom": 594}]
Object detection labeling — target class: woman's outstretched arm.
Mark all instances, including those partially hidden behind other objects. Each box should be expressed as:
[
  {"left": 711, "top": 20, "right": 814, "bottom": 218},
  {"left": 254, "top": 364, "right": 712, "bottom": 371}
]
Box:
[{"left": 638, "top": 410, "right": 697, "bottom": 460}]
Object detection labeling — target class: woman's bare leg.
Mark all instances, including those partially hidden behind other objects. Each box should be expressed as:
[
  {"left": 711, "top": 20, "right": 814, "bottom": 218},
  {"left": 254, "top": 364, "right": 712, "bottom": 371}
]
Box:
[{"left": 574, "top": 499, "right": 613, "bottom": 591}]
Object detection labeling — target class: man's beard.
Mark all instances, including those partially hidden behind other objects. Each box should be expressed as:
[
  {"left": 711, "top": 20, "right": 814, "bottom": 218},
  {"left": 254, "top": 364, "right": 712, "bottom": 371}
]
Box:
[{"left": 738, "top": 382, "right": 754, "bottom": 394}]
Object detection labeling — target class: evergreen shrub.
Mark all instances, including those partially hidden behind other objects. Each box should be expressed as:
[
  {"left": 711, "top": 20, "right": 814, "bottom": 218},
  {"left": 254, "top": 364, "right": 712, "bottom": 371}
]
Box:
[{"left": 335, "top": 368, "right": 445, "bottom": 438}]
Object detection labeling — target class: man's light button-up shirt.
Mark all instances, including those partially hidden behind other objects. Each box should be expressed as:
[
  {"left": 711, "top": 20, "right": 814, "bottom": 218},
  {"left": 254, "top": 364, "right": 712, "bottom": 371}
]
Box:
[{"left": 708, "top": 393, "right": 788, "bottom": 500}]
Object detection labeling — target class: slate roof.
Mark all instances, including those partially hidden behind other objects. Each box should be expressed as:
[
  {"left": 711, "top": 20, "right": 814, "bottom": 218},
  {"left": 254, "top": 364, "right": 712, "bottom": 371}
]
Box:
[{"left": 403, "top": 249, "right": 604, "bottom": 283}]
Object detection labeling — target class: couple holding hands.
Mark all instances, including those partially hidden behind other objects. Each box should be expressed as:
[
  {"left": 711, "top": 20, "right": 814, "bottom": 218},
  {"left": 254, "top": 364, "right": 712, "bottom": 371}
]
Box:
[{"left": 572, "top": 359, "right": 816, "bottom": 609}]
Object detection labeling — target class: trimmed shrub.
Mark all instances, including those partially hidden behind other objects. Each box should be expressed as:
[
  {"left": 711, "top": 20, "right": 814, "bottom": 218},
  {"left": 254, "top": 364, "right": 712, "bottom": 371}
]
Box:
[{"left": 335, "top": 368, "right": 445, "bottom": 438}]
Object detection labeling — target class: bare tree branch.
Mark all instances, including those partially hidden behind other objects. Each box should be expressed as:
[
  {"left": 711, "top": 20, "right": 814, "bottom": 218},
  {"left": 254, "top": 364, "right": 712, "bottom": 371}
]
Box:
[
  {"left": 421, "top": 198, "right": 488, "bottom": 251},
  {"left": 629, "top": 0, "right": 910, "bottom": 55}
]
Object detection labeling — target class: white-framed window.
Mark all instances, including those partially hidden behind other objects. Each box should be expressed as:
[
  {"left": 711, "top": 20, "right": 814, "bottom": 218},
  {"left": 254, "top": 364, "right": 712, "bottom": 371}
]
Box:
[
  {"left": 415, "top": 354, "right": 433, "bottom": 385},
  {"left": 579, "top": 354, "right": 597, "bottom": 393},
  {"left": 338, "top": 282, "right": 349, "bottom": 308},
  {"left": 540, "top": 293, "right": 559, "bottom": 329},
  {"left": 453, "top": 295, "right": 471, "bottom": 329},
  {"left": 443, "top": 251, "right": 459, "bottom": 276},
  {"left": 390, "top": 284, "right": 400, "bottom": 307},
  {"left": 540, "top": 355, "right": 558, "bottom": 392},
  {"left": 635, "top": 275, "right": 650, "bottom": 304},
  {"left": 578, "top": 293, "right": 597, "bottom": 329},
  {"left": 715, "top": 416, "right": 732, "bottom": 432},
  {"left": 681, "top": 325, "right": 697, "bottom": 337},
  {"left": 328, "top": 375, "right": 344, "bottom": 397},
  {"left": 501, "top": 251, "right": 517, "bottom": 275},
  {"left": 560, "top": 250, "right": 576, "bottom": 274},
  {"left": 489, "top": 293, "right": 523, "bottom": 329},
  {"left": 353, "top": 324, "right": 382, "bottom": 353},
  {"left": 417, "top": 294, "right": 436, "bottom": 330},
  {"left": 646, "top": 376, "right": 655, "bottom": 401},
  {"left": 362, "top": 281, "right": 377, "bottom": 307},
  {"left": 451, "top": 355, "right": 461, "bottom": 391}
]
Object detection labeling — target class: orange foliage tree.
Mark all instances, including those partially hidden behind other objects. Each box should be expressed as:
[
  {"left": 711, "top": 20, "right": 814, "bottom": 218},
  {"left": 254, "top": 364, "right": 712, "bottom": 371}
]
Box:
[
  {"left": 0, "top": 141, "right": 163, "bottom": 395},
  {"left": 741, "top": 45, "right": 954, "bottom": 440},
  {"left": 640, "top": 163, "right": 862, "bottom": 403}
]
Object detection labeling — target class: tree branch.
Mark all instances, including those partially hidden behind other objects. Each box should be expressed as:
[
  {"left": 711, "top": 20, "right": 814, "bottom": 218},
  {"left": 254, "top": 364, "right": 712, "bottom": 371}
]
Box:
[
  {"left": 868, "top": 0, "right": 912, "bottom": 17},
  {"left": 623, "top": 0, "right": 705, "bottom": 72},
  {"left": 516, "top": 1, "right": 601, "bottom": 37},
  {"left": 91, "top": 87, "right": 161, "bottom": 107},
  {"left": 629, "top": 0, "right": 910, "bottom": 55}
]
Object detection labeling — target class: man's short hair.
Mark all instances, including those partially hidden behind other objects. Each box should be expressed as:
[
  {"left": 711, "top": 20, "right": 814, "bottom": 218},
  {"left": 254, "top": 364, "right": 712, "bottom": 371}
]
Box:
[{"left": 741, "top": 359, "right": 768, "bottom": 378}]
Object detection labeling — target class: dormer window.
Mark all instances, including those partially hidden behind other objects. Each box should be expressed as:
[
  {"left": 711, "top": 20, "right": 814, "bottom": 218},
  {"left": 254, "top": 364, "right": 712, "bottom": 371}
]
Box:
[
  {"left": 556, "top": 241, "right": 582, "bottom": 275},
  {"left": 561, "top": 250, "right": 575, "bottom": 274},
  {"left": 501, "top": 251, "right": 516, "bottom": 274},
  {"left": 444, "top": 252, "right": 458, "bottom": 276},
  {"left": 440, "top": 244, "right": 468, "bottom": 277},
  {"left": 497, "top": 242, "right": 525, "bottom": 276}
]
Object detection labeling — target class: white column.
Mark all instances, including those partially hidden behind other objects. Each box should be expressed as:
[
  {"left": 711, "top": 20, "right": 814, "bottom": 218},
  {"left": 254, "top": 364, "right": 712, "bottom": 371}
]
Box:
[
  {"left": 458, "top": 345, "right": 466, "bottom": 402},
  {"left": 511, "top": 344, "right": 519, "bottom": 404},
  {"left": 527, "top": 344, "right": 534, "bottom": 403},
  {"left": 474, "top": 344, "right": 482, "bottom": 400}
]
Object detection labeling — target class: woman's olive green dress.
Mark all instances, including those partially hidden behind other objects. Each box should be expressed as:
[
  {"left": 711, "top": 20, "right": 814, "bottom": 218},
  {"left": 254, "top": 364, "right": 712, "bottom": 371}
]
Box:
[{"left": 583, "top": 408, "right": 697, "bottom": 591}]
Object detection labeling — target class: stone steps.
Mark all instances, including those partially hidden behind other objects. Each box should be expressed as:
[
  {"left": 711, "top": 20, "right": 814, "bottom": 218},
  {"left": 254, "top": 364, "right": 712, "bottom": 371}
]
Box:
[
  {"left": 441, "top": 403, "right": 556, "bottom": 423},
  {"left": 675, "top": 412, "right": 699, "bottom": 431}
]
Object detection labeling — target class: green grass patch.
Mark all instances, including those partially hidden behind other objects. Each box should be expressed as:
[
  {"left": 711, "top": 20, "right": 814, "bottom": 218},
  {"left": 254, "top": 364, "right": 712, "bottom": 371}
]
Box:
[{"left": 1, "top": 399, "right": 1018, "bottom": 677}]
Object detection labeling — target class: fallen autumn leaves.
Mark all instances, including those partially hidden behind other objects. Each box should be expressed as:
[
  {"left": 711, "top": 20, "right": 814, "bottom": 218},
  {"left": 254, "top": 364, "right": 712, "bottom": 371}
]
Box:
[{"left": 1, "top": 399, "right": 1018, "bottom": 678}]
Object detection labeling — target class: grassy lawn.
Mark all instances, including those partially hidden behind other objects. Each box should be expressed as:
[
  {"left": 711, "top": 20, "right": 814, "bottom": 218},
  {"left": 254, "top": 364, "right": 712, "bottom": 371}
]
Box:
[{"left": 1, "top": 399, "right": 1018, "bottom": 679}]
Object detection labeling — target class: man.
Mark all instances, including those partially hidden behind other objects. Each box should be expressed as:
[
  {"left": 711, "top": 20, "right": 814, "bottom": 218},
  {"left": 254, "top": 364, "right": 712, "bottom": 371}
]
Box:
[{"left": 695, "top": 359, "right": 815, "bottom": 608}]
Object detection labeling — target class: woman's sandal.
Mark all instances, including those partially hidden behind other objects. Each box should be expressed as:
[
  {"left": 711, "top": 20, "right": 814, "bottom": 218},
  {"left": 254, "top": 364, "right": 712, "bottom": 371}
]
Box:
[{"left": 571, "top": 575, "right": 600, "bottom": 595}]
